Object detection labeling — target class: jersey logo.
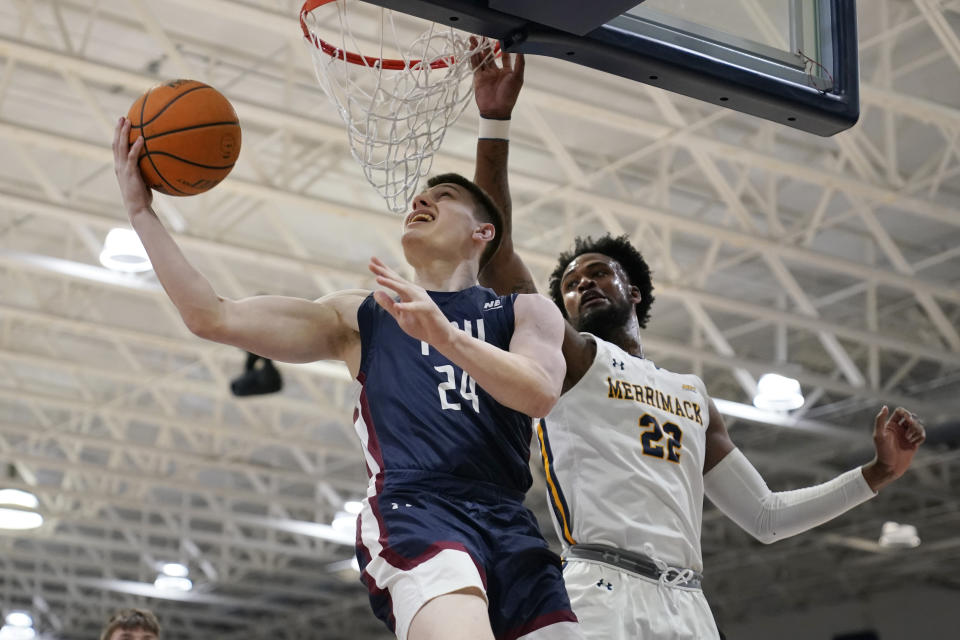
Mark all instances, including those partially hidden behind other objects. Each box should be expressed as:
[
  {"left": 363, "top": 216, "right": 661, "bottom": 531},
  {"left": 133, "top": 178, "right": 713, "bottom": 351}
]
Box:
[
  {"left": 682, "top": 384, "right": 697, "bottom": 392},
  {"left": 595, "top": 579, "right": 614, "bottom": 591},
  {"left": 612, "top": 358, "right": 625, "bottom": 370},
  {"left": 482, "top": 299, "right": 502, "bottom": 311}
]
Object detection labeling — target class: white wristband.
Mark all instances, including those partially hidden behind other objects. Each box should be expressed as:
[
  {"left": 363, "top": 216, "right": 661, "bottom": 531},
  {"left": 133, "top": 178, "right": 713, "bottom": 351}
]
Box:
[{"left": 479, "top": 116, "right": 510, "bottom": 141}]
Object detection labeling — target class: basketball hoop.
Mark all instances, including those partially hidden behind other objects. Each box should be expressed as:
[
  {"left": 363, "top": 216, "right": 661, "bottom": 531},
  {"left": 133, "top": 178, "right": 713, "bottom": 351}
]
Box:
[{"left": 300, "top": 0, "right": 496, "bottom": 212}]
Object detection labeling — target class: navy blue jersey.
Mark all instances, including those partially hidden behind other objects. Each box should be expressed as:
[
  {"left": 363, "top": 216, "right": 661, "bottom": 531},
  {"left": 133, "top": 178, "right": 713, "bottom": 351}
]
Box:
[{"left": 353, "top": 286, "right": 533, "bottom": 493}]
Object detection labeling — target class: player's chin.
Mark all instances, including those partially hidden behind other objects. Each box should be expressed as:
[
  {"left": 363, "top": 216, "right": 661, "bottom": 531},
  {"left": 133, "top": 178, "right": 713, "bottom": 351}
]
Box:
[
  {"left": 581, "top": 301, "right": 615, "bottom": 320},
  {"left": 578, "top": 301, "right": 631, "bottom": 334},
  {"left": 400, "top": 227, "right": 426, "bottom": 248},
  {"left": 574, "top": 307, "right": 611, "bottom": 332}
]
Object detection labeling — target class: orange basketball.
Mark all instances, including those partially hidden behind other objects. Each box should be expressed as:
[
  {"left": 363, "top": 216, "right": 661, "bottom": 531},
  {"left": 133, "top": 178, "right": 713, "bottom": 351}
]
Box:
[{"left": 127, "top": 79, "right": 241, "bottom": 196}]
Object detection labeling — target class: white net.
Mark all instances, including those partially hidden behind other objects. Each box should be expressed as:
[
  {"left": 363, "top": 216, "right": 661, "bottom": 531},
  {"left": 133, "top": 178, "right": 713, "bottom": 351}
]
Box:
[{"left": 301, "top": 0, "right": 494, "bottom": 213}]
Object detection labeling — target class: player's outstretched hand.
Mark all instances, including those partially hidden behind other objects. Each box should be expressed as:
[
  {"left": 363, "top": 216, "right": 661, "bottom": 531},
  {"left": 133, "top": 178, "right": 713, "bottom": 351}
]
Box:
[
  {"left": 370, "top": 257, "right": 456, "bottom": 349},
  {"left": 470, "top": 36, "right": 524, "bottom": 119},
  {"left": 113, "top": 116, "right": 152, "bottom": 216},
  {"left": 862, "top": 406, "right": 926, "bottom": 491}
]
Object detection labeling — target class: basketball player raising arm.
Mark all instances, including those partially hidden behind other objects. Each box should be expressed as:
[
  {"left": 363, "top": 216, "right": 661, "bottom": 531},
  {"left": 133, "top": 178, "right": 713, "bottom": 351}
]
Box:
[
  {"left": 471, "top": 47, "right": 926, "bottom": 640},
  {"left": 113, "top": 116, "right": 560, "bottom": 413},
  {"left": 113, "top": 116, "right": 585, "bottom": 640}
]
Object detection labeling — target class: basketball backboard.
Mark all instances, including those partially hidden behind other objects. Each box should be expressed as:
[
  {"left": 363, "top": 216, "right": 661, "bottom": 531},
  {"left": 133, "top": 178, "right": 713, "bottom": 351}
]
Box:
[{"left": 362, "top": 0, "right": 859, "bottom": 136}]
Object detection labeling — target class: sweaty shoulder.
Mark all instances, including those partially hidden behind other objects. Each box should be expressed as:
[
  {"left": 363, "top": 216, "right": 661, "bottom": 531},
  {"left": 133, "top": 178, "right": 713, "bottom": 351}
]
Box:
[{"left": 513, "top": 293, "right": 565, "bottom": 331}]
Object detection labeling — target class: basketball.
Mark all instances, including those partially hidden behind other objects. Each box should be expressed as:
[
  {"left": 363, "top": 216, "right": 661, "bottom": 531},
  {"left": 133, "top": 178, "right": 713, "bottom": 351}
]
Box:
[{"left": 126, "top": 79, "right": 241, "bottom": 196}]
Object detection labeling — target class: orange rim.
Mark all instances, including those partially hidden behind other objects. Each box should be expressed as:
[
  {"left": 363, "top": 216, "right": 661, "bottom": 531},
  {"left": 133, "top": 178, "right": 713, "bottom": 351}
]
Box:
[{"left": 301, "top": 0, "right": 459, "bottom": 70}]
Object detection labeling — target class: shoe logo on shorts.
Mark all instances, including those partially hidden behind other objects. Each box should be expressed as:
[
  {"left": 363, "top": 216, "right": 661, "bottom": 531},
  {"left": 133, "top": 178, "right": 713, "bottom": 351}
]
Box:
[{"left": 595, "top": 579, "right": 613, "bottom": 591}]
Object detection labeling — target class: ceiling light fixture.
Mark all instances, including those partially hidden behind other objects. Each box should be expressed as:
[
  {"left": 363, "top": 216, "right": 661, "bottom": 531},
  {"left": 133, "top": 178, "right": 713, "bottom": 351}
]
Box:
[
  {"left": 154, "top": 575, "right": 193, "bottom": 592},
  {"left": 0, "top": 611, "right": 36, "bottom": 640},
  {"left": 0, "top": 490, "right": 43, "bottom": 531},
  {"left": 99, "top": 228, "right": 153, "bottom": 273},
  {"left": 0, "top": 626, "right": 36, "bottom": 640},
  {"left": 160, "top": 562, "right": 190, "bottom": 578},
  {"left": 154, "top": 562, "right": 192, "bottom": 591},
  {"left": 343, "top": 500, "right": 364, "bottom": 515},
  {"left": 2, "top": 614, "right": 31, "bottom": 629},
  {"left": 878, "top": 521, "right": 920, "bottom": 549},
  {"left": 752, "top": 373, "right": 804, "bottom": 411}
]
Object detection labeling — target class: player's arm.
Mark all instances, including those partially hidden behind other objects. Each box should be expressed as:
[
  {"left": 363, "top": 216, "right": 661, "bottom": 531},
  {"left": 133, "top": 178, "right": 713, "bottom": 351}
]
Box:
[
  {"left": 702, "top": 399, "right": 926, "bottom": 544},
  {"left": 369, "top": 258, "right": 565, "bottom": 417},
  {"left": 469, "top": 38, "right": 537, "bottom": 297},
  {"left": 113, "top": 117, "right": 365, "bottom": 370},
  {"left": 469, "top": 41, "right": 594, "bottom": 391}
]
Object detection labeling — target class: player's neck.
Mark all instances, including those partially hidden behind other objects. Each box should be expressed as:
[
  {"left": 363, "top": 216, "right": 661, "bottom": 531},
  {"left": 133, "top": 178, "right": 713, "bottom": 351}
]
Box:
[
  {"left": 597, "top": 321, "right": 644, "bottom": 358},
  {"left": 412, "top": 257, "right": 479, "bottom": 292}
]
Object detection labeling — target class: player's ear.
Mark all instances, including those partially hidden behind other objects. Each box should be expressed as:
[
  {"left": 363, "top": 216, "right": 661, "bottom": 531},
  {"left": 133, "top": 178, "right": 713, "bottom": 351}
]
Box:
[
  {"left": 473, "top": 222, "right": 495, "bottom": 244},
  {"left": 628, "top": 284, "right": 642, "bottom": 304}
]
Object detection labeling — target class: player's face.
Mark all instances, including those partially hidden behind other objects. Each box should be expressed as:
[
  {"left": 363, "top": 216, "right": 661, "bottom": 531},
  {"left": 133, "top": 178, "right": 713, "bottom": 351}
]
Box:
[
  {"left": 401, "top": 183, "right": 488, "bottom": 262},
  {"left": 560, "top": 253, "right": 638, "bottom": 332},
  {"left": 108, "top": 630, "right": 157, "bottom": 640}
]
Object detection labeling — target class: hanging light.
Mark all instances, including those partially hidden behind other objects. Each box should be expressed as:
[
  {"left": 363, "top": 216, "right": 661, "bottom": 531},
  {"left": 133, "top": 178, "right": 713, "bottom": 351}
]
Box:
[
  {"left": 752, "top": 373, "right": 804, "bottom": 411},
  {"left": 0, "top": 489, "right": 43, "bottom": 531},
  {"left": 0, "top": 490, "right": 37, "bottom": 509},
  {"left": 3, "top": 614, "right": 31, "bottom": 629},
  {"left": 154, "top": 562, "right": 193, "bottom": 591},
  {"left": 878, "top": 521, "right": 920, "bottom": 549},
  {"left": 160, "top": 562, "right": 190, "bottom": 578},
  {"left": 154, "top": 575, "right": 193, "bottom": 591},
  {"left": 0, "top": 611, "right": 36, "bottom": 640},
  {"left": 343, "top": 500, "right": 363, "bottom": 515},
  {"left": 99, "top": 228, "right": 152, "bottom": 273}
]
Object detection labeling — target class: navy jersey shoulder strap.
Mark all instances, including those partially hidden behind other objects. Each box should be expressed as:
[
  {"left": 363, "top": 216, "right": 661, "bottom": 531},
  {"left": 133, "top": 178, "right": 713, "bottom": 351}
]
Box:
[{"left": 356, "top": 293, "right": 380, "bottom": 376}]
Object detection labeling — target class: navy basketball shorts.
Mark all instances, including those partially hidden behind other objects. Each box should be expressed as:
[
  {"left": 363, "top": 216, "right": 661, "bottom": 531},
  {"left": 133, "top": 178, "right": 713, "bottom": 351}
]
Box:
[{"left": 356, "top": 470, "right": 581, "bottom": 640}]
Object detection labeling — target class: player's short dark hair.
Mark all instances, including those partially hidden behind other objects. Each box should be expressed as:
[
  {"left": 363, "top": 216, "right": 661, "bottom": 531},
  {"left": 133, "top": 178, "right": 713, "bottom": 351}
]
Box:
[
  {"left": 100, "top": 608, "right": 161, "bottom": 640},
  {"left": 548, "top": 234, "right": 655, "bottom": 329},
  {"left": 426, "top": 173, "right": 503, "bottom": 268}
]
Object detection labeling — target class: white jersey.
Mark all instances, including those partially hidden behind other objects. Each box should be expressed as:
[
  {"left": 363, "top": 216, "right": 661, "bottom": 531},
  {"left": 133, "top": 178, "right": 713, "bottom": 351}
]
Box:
[{"left": 537, "top": 335, "right": 710, "bottom": 571}]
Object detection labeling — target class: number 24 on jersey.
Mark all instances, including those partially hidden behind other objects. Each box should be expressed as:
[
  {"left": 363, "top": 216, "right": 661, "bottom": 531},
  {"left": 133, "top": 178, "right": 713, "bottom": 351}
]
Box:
[{"left": 423, "top": 318, "right": 484, "bottom": 414}]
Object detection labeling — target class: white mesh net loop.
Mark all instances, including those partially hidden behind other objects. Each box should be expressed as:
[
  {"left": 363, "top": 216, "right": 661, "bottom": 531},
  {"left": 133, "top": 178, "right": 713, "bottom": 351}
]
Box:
[{"left": 300, "top": 0, "right": 495, "bottom": 212}]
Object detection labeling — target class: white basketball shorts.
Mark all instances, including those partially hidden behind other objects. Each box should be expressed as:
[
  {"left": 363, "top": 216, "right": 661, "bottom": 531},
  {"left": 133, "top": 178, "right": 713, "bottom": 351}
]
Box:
[{"left": 563, "top": 558, "right": 720, "bottom": 640}]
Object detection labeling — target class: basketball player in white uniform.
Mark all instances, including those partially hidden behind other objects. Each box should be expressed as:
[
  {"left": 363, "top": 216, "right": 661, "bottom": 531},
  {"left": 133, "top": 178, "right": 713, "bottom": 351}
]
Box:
[{"left": 469, "top": 45, "right": 927, "bottom": 639}]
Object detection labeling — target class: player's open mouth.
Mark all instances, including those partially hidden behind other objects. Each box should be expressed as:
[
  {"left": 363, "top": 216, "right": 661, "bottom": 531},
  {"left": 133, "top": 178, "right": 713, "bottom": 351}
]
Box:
[{"left": 406, "top": 211, "right": 435, "bottom": 226}]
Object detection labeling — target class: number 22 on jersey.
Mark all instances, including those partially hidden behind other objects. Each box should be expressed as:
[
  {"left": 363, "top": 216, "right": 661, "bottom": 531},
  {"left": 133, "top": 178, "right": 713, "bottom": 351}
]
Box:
[{"left": 638, "top": 413, "right": 683, "bottom": 463}]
